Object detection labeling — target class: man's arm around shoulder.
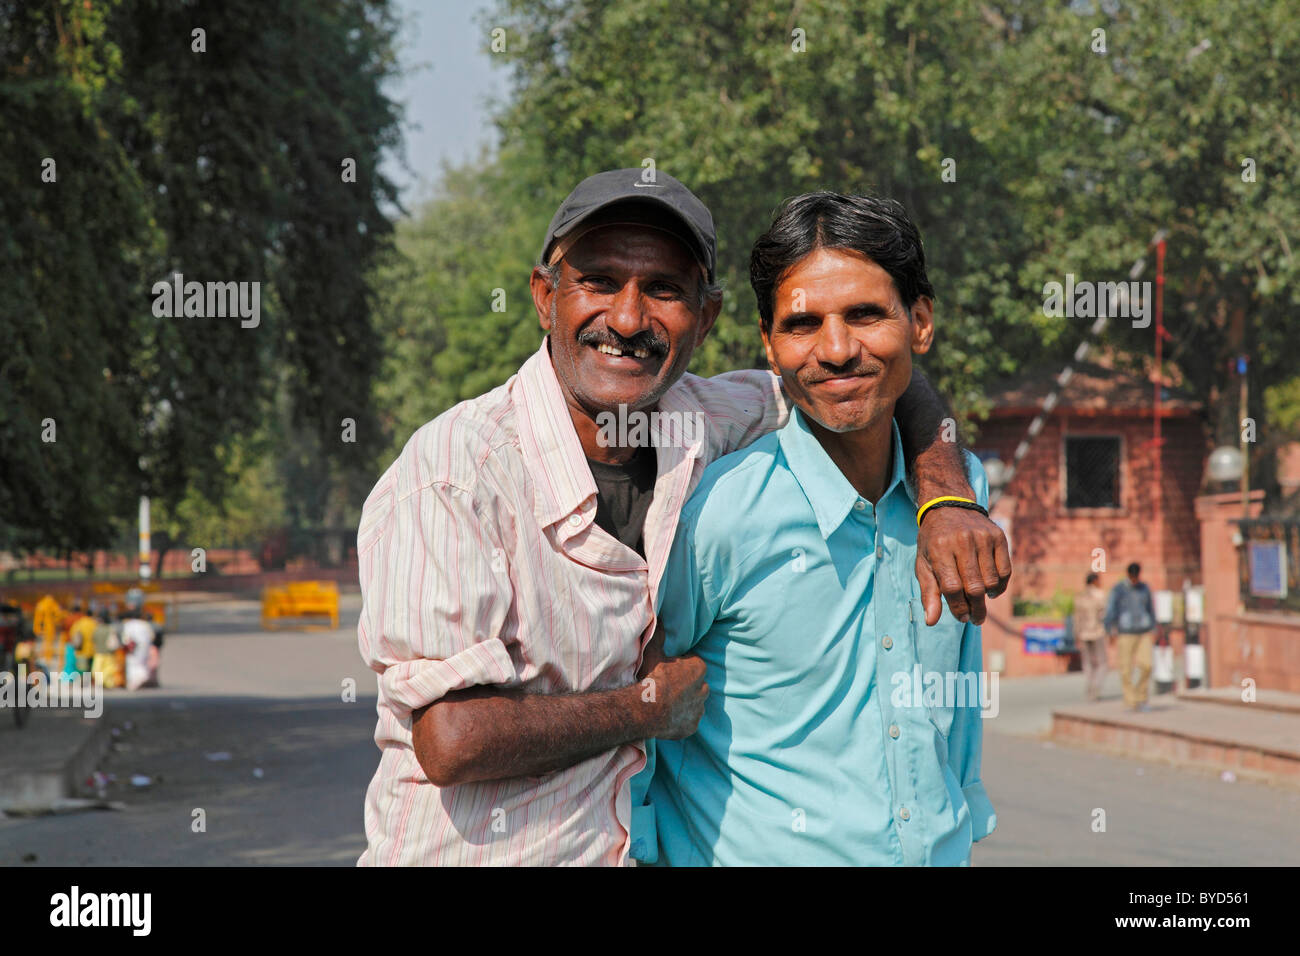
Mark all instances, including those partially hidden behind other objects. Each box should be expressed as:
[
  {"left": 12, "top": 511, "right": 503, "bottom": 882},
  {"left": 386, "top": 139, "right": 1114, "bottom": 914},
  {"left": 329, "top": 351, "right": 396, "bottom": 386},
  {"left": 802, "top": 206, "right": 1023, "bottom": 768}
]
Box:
[{"left": 896, "top": 368, "right": 1013, "bottom": 627}]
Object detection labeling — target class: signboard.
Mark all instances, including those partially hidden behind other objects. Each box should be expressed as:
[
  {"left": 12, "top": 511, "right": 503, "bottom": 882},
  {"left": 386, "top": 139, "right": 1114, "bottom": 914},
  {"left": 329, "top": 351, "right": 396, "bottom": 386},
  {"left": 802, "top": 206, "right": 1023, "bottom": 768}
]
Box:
[
  {"left": 1022, "top": 624, "right": 1066, "bottom": 655},
  {"left": 1248, "top": 541, "right": 1287, "bottom": 599}
]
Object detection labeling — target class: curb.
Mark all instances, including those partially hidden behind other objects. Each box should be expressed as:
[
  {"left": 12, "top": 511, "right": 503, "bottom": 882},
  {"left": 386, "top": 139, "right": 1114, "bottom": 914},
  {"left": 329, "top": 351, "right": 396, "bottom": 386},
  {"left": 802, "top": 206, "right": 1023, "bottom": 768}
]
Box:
[
  {"left": 1050, "top": 708, "right": 1300, "bottom": 790},
  {"left": 0, "top": 715, "right": 113, "bottom": 812}
]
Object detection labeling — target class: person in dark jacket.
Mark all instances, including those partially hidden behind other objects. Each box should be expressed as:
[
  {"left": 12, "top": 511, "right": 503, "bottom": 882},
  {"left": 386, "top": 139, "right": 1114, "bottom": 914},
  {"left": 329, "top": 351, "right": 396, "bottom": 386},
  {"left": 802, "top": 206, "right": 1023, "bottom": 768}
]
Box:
[{"left": 1104, "top": 562, "right": 1156, "bottom": 711}]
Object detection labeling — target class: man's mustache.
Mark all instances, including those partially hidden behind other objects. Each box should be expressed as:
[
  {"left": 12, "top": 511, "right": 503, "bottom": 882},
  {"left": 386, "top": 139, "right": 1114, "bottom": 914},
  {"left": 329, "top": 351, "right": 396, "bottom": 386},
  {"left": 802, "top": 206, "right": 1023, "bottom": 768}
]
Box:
[
  {"left": 576, "top": 326, "right": 669, "bottom": 357},
  {"left": 801, "top": 362, "right": 882, "bottom": 385}
]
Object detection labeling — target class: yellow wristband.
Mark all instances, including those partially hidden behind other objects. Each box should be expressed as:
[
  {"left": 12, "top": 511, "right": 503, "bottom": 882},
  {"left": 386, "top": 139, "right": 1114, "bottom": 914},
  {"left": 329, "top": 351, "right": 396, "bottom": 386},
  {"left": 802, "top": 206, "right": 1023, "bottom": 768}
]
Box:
[{"left": 916, "top": 495, "right": 978, "bottom": 528}]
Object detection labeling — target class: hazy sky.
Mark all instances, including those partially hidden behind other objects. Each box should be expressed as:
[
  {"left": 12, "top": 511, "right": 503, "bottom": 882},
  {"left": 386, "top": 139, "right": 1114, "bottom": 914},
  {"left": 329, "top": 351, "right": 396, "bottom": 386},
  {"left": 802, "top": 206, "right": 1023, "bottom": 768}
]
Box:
[{"left": 382, "top": 0, "right": 506, "bottom": 213}]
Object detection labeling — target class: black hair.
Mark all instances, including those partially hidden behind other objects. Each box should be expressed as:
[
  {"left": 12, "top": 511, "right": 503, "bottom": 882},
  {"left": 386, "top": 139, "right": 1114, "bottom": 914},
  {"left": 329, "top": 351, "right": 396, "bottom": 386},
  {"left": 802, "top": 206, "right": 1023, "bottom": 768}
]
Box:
[
  {"left": 749, "top": 191, "right": 934, "bottom": 332},
  {"left": 1086, "top": 572, "right": 1099, "bottom": 586},
  {"left": 1127, "top": 562, "right": 1141, "bottom": 577}
]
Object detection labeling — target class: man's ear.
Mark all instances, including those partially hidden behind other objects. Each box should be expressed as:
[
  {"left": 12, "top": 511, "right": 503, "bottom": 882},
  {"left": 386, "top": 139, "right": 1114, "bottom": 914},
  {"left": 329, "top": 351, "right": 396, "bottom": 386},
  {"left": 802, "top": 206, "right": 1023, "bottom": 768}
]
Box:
[
  {"left": 530, "top": 266, "right": 556, "bottom": 332},
  {"left": 910, "top": 296, "right": 935, "bottom": 355},
  {"left": 760, "top": 320, "right": 778, "bottom": 375},
  {"left": 694, "top": 287, "right": 722, "bottom": 348}
]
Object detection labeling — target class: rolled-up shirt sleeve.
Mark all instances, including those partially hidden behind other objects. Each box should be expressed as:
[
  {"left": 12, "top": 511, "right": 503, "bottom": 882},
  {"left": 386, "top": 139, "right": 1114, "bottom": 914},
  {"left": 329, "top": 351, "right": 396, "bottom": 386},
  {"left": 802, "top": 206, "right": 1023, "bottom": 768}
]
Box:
[{"left": 358, "top": 472, "right": 517, "bottom": 723}]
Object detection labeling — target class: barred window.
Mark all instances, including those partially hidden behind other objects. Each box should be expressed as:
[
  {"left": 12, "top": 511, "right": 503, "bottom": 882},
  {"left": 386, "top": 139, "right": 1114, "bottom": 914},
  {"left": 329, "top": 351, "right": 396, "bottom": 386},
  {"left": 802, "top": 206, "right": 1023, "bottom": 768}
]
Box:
[{"left": 1064, "top": 436, "right": 1121, "bottom": 509}]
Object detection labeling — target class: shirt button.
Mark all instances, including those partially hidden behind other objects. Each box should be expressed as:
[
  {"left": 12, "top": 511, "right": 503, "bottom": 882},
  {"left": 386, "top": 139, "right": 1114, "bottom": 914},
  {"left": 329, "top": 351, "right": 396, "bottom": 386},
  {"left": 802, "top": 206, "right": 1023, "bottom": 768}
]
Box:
[
  {"left": 882, "top": 635, "right": 893, "bottom": 650},
  {"left": 899, "top": 807, "right": 911, "bottom": 821},
  {"left": 568, "top": 514, "right": 582, "bottom": 527},
  {"left": 876, "top": 546, "right": 885, "bottom": 559},
  {"left": 853, "top": 500, "right": 866, "bottom": 512},
  {"left": 889, "top": 724, "right": 900, "bottom": 739}
]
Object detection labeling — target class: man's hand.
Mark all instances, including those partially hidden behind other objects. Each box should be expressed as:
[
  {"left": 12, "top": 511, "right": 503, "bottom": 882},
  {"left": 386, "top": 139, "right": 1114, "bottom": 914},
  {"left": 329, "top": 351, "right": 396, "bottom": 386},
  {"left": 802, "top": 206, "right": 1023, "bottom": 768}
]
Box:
[
  {"left": 894, "top": 367, "right": 1012, "bottom": 626},
  {"left": 637, "top": 618, "right": 708, "bottom": 739},
  {"left": 915, "top": 507, "right": 1012, "bottom": 626}
]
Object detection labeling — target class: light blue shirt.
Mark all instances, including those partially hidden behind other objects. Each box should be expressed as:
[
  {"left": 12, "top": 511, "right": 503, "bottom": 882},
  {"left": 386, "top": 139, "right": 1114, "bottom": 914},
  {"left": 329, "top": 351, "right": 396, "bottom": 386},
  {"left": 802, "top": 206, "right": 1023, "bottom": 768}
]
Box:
[{"left": 629, "top": 408, "right": 996, "bottom": 865}]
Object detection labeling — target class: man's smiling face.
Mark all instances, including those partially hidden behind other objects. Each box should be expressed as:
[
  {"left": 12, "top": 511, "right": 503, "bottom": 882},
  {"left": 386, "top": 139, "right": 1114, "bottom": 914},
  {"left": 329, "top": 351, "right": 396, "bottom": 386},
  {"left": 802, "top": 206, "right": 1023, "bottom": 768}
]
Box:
[
  {"left": 762, "top": 246, "right": 933, "bottom": 434},
  {"left": 531, "top": 217, "right": 720, "bottom": 425}
]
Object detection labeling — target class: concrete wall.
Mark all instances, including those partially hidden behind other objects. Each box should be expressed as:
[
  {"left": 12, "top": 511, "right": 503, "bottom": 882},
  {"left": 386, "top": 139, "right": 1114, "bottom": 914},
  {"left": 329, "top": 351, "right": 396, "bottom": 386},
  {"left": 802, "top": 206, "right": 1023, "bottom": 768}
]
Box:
[{"left": 1196, "top": 490, "right": 1300, "bottom": 693}]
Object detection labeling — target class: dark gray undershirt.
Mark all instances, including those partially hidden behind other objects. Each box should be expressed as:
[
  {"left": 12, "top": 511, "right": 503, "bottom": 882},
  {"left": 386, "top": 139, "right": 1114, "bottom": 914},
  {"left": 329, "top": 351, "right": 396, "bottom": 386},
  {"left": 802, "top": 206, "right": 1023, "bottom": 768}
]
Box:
[{"left": 586, "top": 445, "right": 658, "bottom": 557}]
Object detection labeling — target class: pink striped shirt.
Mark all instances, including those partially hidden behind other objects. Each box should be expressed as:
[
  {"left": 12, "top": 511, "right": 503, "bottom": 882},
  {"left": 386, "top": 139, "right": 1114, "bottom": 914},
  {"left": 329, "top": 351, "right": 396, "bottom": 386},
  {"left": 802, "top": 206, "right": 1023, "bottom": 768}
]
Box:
[{"left": 357, "top": 338, "right": 787, "bottom": 866}]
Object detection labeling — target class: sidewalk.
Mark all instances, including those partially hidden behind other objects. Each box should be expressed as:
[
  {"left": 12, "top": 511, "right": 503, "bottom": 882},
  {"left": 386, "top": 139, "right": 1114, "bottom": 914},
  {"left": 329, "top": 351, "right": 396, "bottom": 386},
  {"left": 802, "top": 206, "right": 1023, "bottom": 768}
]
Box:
[
  {"left": 980, "top": 668, "right": 1300, "bottom": 788},
  {"left": 0, "top": 707, "right": 113, "bottom": 812},
  {"left": 1051, "top": 690, "right": 1300, "bottom": 788}
]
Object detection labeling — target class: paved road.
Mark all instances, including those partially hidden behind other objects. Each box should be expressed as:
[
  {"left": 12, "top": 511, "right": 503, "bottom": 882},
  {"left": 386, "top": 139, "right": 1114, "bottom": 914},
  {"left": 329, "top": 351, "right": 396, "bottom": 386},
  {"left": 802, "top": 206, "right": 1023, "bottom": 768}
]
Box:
[
  {"left": 977, "top": 733, "right": 1300, "bottom": 866},
  {"left": 0, "top": 599, "right": 377, "bottom": 866},
  {"left": 1, "top": 599, "right": 1296, "bottom": 865},
  {"left": 977, "top": 667, "right": 1300, "bottom": 865}
]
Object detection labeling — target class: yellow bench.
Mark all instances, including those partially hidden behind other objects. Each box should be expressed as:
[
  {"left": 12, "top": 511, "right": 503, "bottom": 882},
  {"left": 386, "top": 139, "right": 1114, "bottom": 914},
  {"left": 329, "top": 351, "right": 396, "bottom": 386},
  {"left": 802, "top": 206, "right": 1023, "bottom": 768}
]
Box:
[{"left": 262, "top": 581, "right": 340, "bottom": 630}]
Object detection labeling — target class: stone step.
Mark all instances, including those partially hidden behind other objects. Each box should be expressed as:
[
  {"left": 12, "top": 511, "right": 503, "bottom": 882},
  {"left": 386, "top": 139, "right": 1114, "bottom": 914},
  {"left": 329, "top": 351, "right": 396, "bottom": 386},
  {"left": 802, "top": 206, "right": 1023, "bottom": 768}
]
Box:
[
  {"left": 1051, "top": 697, "right": 1300, "bottom": 787},
  {"left": 1175, "top": 686, "right": 1300, "bottom": 715}
]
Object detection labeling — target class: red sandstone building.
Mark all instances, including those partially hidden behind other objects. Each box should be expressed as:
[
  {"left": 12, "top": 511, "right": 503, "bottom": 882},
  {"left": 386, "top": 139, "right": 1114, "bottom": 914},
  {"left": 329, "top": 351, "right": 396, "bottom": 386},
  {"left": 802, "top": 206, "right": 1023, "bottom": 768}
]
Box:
[
  {"left": 973, "top": 358, "right": 1206, "bottom": 599},
  {"left": 974, "top": 358, "right": 1209, "bottom": 676},
  {"left": 974, "top": 357, "right": 1300, "bottom": 693}
]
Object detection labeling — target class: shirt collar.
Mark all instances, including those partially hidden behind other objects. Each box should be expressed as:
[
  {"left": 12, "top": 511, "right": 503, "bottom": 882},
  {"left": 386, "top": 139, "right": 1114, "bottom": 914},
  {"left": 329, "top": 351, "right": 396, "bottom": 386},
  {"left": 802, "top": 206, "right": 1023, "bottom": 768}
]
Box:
[
  {"left": 512, "top": 337, "right": 706, "bottom": 529},
  {"left": 777, "top": 406, "right": 913, "bottom": 539},
  {"left": 513, "top": 338, "right": 599, "bottom": 529}
]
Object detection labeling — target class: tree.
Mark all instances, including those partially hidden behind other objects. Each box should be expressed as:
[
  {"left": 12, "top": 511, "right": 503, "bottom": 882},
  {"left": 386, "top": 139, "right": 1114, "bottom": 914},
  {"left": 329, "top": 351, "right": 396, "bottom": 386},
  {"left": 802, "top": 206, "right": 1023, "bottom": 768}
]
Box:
[
  {"left": 0, "top": 0, "right": 405, "bottom": 552},
  {"left": 974, "top": 0, "right": 1300, "bottom": 495},
  {"left": 371, "top": 160, "right": 547, "bottom": 464}
]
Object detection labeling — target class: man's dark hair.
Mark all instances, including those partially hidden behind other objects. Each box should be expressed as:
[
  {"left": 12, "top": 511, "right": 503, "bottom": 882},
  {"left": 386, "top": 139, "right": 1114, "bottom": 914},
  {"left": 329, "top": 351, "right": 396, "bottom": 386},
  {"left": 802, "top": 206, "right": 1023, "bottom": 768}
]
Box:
[
  {"left": 1127, "top": 562, "right": 1141, "bottom": 577},
  {"left": 749, "top": 191, "right": 935, "bottom": 332},
  {"left": 1086, "top": 572, "right": 1099, "bottom": 586}
]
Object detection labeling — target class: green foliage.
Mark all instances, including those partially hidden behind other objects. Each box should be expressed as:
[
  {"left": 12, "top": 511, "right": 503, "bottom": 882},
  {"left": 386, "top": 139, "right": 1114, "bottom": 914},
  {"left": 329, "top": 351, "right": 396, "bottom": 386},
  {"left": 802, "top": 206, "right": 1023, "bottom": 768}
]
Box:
[
  {"left": 975, "top": 0, "right": 1300, "bottom": 455},
  {"left": 372, "top": 160, "right": 546, "bottom": 464},
  {"left": 1, "top": 0, "right": 403, "bottom": 551},
  {"left": 376, "top": 0, "right": 1296, "bottom": 504},
  {"left": 151, "top": 431, "right": 287, "bottom": 551},
  {"left": 1, "top": 0, "right": 154, "bottom": 553},
  {"left": 1266, "top": 377, "right": 1300, "bottom": 437},
  {"left": 1013, "top": 589, "right": 1074, "bottom": 620}
]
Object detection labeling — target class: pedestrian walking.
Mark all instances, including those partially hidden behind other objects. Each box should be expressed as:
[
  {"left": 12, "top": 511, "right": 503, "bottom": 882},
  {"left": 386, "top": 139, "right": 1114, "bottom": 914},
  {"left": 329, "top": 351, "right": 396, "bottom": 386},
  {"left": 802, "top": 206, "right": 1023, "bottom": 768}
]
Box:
[
  {"left": 1104, "top": 562, "right": 1156, "bottom": 712},
  {"left": 1074, "top": 572, "right": 1108, "bottom": 701}
]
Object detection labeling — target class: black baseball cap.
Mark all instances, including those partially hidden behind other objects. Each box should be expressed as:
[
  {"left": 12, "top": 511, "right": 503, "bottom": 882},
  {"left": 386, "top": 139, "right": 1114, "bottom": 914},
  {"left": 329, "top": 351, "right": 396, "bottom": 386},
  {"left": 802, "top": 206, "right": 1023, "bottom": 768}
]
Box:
[{"left": 540, "top": 169, "right": 717, "bottom": 282}]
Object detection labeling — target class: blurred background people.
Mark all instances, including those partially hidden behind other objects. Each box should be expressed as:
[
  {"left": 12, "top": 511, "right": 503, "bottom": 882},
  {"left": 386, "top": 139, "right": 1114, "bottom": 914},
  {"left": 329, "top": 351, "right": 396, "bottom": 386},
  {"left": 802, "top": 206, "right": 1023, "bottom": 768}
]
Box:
[
  {"left": 1105, "top": 562, "right": 1156, "bottom": 712},
  {"left": 91, "top": 609, "right": 124, "bottom": 689},
  {"left": 121, "top": 608, "right": 158, "bottom": 691},
  {"left": 1074, "top": 572, "right": 1108, "bottom": 701},
  {"left": 68, "top": 602, "right": 98, "bottom": 676}
]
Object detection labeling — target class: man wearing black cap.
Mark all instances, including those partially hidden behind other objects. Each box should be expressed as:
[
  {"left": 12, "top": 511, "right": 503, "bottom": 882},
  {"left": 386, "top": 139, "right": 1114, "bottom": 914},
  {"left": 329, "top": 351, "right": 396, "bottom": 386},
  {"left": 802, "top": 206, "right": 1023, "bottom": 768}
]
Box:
[{"left": 356, "top": 168, "right": 1010, "bottom": 866}]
